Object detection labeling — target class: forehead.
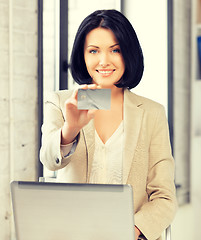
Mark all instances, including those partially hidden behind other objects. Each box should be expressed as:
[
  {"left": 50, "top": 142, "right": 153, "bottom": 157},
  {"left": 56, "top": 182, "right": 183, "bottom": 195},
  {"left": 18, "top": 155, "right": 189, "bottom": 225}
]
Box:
[{"left": 84, "top": 27, "right": 118, "bottom": 46}]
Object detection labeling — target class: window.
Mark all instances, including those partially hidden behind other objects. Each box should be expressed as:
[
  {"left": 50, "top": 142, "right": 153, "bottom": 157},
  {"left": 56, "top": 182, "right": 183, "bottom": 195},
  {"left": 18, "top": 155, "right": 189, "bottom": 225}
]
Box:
[{"left": 41, "top": 0, "right": 122, "bottom": 178}]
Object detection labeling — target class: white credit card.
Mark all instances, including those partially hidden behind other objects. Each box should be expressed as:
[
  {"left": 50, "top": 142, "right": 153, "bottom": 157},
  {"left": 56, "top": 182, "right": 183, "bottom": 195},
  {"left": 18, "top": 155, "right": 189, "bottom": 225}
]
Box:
[{"left": 77, "top": 89, "right": 111, "bottom": 110}]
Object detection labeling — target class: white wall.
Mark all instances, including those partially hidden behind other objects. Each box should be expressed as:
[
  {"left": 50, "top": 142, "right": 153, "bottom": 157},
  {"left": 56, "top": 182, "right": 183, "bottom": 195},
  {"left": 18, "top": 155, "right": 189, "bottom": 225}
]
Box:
[
  {"left": 124, "top": 0, "right": 168, "bottom": 110},
  {"left": 0, "top": 0, "right": 39, "bottom": 239}
]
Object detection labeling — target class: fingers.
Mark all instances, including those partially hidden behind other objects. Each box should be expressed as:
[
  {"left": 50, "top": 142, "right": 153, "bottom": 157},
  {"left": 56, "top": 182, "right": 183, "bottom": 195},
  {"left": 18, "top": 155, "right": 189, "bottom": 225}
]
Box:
[
  {"left": 63, "top": 85, "right": 99, "bottom": 134},
  {"left": 87, "top": 109, "right": 98, "bottom": 119},
  {"left": 66, "top": 84, "right": 101, "bottom": 109},
  {"left": 80, "top": 84, "right": 101, "bottom": 90},
  {"left": 71, "top": 84, "right": 100, "bottom": 100}
]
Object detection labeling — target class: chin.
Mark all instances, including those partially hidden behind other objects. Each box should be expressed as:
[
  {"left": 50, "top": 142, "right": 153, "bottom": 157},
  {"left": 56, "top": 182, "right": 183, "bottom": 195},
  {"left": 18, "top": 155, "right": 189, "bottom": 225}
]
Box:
[{"left": 93, "top": 81, "right": 117, "bottom": 88}]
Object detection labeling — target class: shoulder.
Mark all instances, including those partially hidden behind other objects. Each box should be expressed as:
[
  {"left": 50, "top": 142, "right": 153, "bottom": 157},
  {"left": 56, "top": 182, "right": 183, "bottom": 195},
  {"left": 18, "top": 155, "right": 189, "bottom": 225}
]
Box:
[
  {"left": 44, "top": 89, "right": 74, "bottom": 108},
  {"left": 125, "top": 89, "right": 165, "bottom": 113}
]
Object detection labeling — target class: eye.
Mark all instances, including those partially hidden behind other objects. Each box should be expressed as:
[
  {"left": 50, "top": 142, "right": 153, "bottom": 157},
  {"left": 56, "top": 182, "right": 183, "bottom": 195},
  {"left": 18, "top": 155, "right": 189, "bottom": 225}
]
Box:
[
  {"left": 89, "top": 49, "right": 98, "bottom": 54},
  {"left": 112, "top": 48, "right": 121, "bottom": 53}
]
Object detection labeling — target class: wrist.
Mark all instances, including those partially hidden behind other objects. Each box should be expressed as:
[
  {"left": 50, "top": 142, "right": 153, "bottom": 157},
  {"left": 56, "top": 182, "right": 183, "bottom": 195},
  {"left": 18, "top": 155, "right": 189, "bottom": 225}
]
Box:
[
  {"left": 61, "top": 122, "right": 79, "bottom": 145},
  {"left": 135, "top": 225, "right": 141, "bottom": 239}
]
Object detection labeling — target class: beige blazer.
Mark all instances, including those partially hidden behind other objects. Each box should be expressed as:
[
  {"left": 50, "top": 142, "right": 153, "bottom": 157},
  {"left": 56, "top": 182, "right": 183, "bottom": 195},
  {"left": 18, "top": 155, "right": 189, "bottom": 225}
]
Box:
[{"left": 40, "top": 89, "right": 177, "bottom": 240}]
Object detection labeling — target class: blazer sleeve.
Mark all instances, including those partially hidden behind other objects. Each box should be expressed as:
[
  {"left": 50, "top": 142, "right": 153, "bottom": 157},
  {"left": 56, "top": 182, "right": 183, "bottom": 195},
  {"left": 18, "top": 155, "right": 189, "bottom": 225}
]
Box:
[
  {"left": 39, "top": 91, "right": 81, "bottom": 171},
  {"left": 134, "top": 105, "right": 177, "bottom": 240}
]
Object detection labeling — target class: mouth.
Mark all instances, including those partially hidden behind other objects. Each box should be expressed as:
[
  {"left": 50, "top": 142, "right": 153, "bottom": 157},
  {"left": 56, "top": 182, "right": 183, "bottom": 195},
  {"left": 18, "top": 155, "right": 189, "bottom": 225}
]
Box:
[{"left": 96, "top": 69, "right": 115, "bottom": 77}]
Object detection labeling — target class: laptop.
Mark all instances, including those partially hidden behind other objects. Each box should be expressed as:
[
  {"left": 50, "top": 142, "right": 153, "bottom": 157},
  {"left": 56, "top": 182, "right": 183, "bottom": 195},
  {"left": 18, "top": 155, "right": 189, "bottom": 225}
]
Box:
[{"left": 11, "top": 181, "right": 135, "bottom": 240}]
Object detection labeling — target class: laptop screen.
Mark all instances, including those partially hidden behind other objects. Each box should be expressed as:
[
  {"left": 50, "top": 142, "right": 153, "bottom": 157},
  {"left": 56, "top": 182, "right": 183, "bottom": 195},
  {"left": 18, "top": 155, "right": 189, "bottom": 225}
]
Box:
[{"left": 11, "top": 181, "right": 135, "bottom": 240}]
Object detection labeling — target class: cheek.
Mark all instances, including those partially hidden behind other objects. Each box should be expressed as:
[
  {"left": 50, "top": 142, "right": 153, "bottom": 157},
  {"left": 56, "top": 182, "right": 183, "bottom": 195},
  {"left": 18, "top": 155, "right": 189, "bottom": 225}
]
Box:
[
  {"left": 84, "top": 56, "right": 93, "bottom": 69},
  {"left": 115, "top": 56, "right": 125, "bottom": 70},
  {"left": 84, "top": 61, "right": 95, "bottom": 78},
  {"left": 85, "top": 62, "right": 93, "bottom": 74},
  {"left": 86, "top": 61, "right": 97, "bottom": 76},
  {"left": 118, "top": 63, "right": 125, "bottom": 76}
]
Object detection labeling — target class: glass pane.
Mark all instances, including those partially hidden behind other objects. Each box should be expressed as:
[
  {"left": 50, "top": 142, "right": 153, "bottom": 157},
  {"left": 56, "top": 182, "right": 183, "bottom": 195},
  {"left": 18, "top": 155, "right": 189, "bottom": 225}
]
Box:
[{"left": 124, "top": 0, "right": 168, "bottom": 111}]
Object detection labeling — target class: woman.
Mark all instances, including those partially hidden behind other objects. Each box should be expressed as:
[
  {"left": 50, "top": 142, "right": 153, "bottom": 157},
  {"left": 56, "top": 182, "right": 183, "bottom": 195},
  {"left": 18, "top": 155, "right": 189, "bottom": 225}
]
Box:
[{"left": 40, "top": 9, "right": 177, "bottom": 240}]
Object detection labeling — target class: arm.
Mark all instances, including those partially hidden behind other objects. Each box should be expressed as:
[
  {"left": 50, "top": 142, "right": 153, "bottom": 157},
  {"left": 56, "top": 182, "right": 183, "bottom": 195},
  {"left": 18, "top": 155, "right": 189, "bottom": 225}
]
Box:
[
  {"left": 135, "top": 106, "right": 177, "bottom": 240},
  {"left": 60, "top": 139, "right": 78, "bottom": 158},
  {"left": 39, "top": 91, "right": 74, "bottom": 170},
  {"left": 40, "top": 85, "right": 98, "bottom": 171}
]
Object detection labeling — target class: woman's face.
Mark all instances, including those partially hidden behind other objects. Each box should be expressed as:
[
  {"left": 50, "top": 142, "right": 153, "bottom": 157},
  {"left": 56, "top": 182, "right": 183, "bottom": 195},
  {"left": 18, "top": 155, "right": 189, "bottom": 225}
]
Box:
[{"left": 84, "top": 27, "right": 125, "bottom": 89}]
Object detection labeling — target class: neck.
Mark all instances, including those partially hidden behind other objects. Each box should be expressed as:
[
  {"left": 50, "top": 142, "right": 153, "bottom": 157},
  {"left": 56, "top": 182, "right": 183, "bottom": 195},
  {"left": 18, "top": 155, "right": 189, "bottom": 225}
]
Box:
[
  {"left": 110, "top": 85, "right": 124, "bottom": 98},
  {"left": 109, "top": 86, "right": 124, "bottom": 110}
]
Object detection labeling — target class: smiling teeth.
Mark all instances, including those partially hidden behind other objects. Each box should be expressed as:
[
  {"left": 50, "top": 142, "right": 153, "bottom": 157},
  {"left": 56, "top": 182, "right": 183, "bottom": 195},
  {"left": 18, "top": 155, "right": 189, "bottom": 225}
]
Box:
[{"left": 99, "top": 71, "right": 113, "bottom": 74}]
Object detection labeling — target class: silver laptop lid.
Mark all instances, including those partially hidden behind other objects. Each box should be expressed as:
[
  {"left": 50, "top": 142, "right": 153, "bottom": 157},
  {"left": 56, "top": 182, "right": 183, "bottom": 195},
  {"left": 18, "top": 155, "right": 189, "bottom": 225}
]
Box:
[{"left": 11, "top": 181, "right": 134, "bottom": 240}]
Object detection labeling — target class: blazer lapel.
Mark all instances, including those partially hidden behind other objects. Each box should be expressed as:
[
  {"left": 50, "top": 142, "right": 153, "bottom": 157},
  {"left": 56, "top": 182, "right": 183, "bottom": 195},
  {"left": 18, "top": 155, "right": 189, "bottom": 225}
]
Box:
[
  {"left": 82, "top": 119, "right": 95, "bottom": 182},
  {"left": 123, "top": 89, "right": 144, "bottom": 183}
]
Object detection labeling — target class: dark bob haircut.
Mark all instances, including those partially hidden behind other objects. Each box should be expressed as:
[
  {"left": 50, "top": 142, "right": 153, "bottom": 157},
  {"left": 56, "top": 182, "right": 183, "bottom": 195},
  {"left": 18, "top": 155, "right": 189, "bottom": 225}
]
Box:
[{"left": 70, "top": 9, "right": 144, "bottom": 89}]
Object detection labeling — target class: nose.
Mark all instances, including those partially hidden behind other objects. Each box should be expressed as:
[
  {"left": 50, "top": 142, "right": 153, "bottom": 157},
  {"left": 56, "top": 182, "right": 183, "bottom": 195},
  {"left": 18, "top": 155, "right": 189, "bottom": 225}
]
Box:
[{"left": 99, "top": 53, "right": 110, "bottom": 67}]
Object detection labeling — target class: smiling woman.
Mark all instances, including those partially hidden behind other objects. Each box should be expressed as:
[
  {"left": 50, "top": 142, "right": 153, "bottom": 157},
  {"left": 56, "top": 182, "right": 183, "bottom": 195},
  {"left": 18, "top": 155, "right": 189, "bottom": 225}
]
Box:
[
  {"left": 84, "top": 28, "right": 125, "bottom": 89},
  {"left": 40, "top": 9, "right": 177, "bottom": 240}
]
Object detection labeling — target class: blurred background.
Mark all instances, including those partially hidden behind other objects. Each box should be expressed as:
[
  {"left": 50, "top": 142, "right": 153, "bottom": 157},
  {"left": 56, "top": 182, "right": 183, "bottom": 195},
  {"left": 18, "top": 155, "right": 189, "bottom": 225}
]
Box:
[{"left": 0, "top": 0, "right": 201, "bottom": 239}]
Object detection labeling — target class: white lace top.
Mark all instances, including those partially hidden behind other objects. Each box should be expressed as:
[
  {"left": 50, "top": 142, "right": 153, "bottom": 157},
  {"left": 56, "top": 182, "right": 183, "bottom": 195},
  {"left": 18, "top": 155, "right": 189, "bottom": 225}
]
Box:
[{"left": 89, "top": 121, "right": 124, "bottom": 184}]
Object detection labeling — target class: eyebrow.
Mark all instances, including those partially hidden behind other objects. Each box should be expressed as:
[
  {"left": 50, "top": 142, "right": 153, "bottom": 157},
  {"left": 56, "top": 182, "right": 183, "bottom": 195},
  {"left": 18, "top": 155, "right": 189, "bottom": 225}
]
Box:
[{"left": 87, "top": 43, "right": 120, "bottom": 49}]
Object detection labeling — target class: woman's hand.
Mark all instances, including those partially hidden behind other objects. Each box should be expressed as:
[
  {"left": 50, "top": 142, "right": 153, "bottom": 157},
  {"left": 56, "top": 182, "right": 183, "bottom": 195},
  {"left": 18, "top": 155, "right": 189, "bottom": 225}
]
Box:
[
  {"left": 61, "top": 84, "right": 99, "bottom": 145},
  {"left": 135, "top": 225, "right": 141, "bottom": 240}
]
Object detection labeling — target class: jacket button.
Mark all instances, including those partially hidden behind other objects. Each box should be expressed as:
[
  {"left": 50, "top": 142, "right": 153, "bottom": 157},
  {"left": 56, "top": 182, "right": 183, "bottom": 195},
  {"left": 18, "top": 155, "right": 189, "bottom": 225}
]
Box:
[{"left": 55, "top": 158, "right": 60, "bottom": 164}]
